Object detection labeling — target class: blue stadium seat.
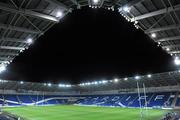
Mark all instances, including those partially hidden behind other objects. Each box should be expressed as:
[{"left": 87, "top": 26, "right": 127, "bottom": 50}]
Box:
[{"left": 0, "top": 92, "right": 178, "bottom": 108}]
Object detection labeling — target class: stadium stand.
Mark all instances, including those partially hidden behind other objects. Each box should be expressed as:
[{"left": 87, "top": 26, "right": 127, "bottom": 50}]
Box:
[
  {"left": 176, "top": 97, "right": 180, "bottom": 106},
  {"left": 0, "top": 91, "right": 179, "bottom": 109},
  {"left": 0, "top": 71, "right": 179, "bottom": 111}
]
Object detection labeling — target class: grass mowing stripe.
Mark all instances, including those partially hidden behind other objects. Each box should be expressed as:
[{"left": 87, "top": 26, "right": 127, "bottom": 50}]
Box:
[{"left": 3, "top": 105, "right": 166, "bottom": 120}]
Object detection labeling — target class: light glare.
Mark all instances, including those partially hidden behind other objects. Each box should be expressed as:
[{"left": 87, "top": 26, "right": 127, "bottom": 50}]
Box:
[
  {"left": 114, "top": 78, "right": 119, "bottom": 82},
  {"left": 147, "top": 74, "right": 152, "bottom": 78},
  {"left": 20, "top": 81, "right": 24, "bottom": 84},
  {"left": 56, "top": 11, "right": 63, "bottom": 17},
  {"left": 48, "top": 83, "right": 52, "bottom": 87},
  {"left": 123, "top": 6, "right": 130, "bottom": 12},
  {"left": 0, "top": 65, "right": 6, "bottom": 73},
  {"left": 93, "top": 0, "right": 99, "bottom": 4},
  {"left": 135, "top": 76, "right": 140, "bottom": 80},
  {"left": 166, "top": 48, "right": 170, "bottom": 51},
  {"left": 151, "top": 33, "right": 156, "bottom": 38},
  {"left": 174, "top": 57, "right": 180, "bottom": 65}
]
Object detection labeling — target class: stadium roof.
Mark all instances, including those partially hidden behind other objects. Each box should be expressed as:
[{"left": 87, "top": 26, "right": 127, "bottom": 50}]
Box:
[{"left": 0, "top": 0, "right": 179, "bottom": 67}]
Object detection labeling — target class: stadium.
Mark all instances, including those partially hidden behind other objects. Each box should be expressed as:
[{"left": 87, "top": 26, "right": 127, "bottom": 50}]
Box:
[{"left": 0, "top": 0, "right": 180, "bottom": 120}]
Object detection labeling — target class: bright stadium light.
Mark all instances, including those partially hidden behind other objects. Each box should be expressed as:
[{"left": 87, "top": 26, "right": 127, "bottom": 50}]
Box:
[
  {"left": 20, "top": 81, "right": 24, "bottom": 84},
  {"left": 58, "top": 84, "right": 62, "bottom": 87},
  {"left": 102, "top": 80, "right": 108, "bottom": 84},
  {"left": 114, "top": 78, "right": 119, "bottom": 83},
  {"left": 135, "top": 76, "right": 140, "bottom": 80},
  {"left": 124, "top": 78, "right": 128, "bottom": 81},
  {"left": 27, "top": 38, "right": 33, "bottom": 44},
  {"left": 174, "top": 57, "right": 180, "bottom": 65},
  {"left": 123, "top": 6, "right": 130, "bottom": 12},
  {"left": 98, "top": 81, "right": 102, "bottom": 84},
  {"left": 0, "top": 65, "right": 6, "bottom": 73},
  {"left": 151, "top": 33, "right": 156, "bottom": 38},
  {"left": 166, "top": 48, "right": 170, "bottom": 51},
  {"left": 93, "top": 0, "right": 99, "bottom": 4},
  {"left": 56, "top": 11, "right": 63, "bottom": 17},
  {"left": 147, "top": 74, "right": 152, "bottom": 78},
  {"left": 48, "top": 83, "right": 52, "bottom": 87},
  {"left": 94, "top": 81, "right": 98, "bottom": 85},
  {"left": 66, "top": 85, "right": 71, "bottom": 88}
]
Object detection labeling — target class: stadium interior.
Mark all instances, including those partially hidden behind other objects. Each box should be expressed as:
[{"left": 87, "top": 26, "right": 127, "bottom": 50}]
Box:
[{"left": 0, "top": 0, "right": 180, "bottom": 120}]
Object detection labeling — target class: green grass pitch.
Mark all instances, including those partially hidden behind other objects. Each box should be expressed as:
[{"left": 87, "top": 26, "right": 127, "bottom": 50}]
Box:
[{"left": 3, "top": 105, "right": 166, "bottom": 120}]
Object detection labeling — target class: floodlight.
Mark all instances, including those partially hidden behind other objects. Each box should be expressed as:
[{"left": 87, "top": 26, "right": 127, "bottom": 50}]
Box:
[
  {"left": 124, "top": 78, "right": 128, "bottom": 81},
  {"left": 174, "top": 57, "right": 180, "bottom": 65},
  {"left": 114, "top": 78, "right": 119, "bottom": 82},
  {"left": 20, "top": 81, "right": 24, "bottom": 84},
  {"left": 94, "top": 81, "right": 98, "bottom": 85},
  {"left": 135, "top": 76, "right": 140, "bottom": 80},
  {"left": 48, "top": 83, "right": 52, "bottom": 87},
  {"left": 56, "top": 11, "right": 63, "bottom": 17},
  {"left": 102, "top": 80, "right": 108, "bottom": 84},
  {"left": 0, "top": 65, "right": 6, "bottom": 73},
  {"left": 147, "top": 74, "right": 152, "bottom": 78},
  {"left": 98, "top": 81, "right": 102, "bottom": 84},
  {"left": 134, "top": 21, "right": 138, "bottom": 24},
  {"left": 27, "top": 38, "right": 33, "bottom": 44},
  {"left": 151, "top": 33, "right": 156, "bottom": 38},
  {"left": 166, "top": 48, "right": 170, "bottom": 51},
  {"left": 123, "top": 6, "right": 130, "bottom": 12},
  {"left": 93, "top": 0, "right": 99, "bottom": 4},
  {"left": 66, "top": 85, "right": 71, "bottom": 87}
]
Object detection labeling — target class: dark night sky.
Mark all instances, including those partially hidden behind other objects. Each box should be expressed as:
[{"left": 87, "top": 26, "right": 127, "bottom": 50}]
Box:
[{"left": 0, "top": 7, "right": 177, "bottom": 84}]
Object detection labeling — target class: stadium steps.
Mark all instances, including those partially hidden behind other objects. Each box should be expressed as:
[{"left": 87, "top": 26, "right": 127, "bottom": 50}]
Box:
[{"left": 172, "top": 92, "right": 179, "bottom": 108}]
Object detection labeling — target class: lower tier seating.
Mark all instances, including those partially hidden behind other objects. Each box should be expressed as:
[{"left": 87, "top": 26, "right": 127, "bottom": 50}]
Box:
[{"left": 0, "top": 92, "right": 179, "bottom": 108}]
